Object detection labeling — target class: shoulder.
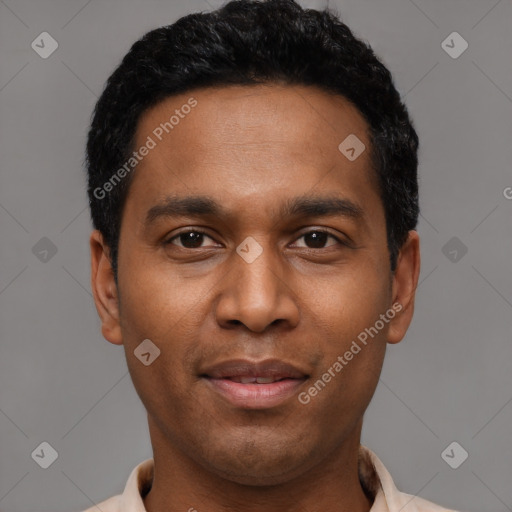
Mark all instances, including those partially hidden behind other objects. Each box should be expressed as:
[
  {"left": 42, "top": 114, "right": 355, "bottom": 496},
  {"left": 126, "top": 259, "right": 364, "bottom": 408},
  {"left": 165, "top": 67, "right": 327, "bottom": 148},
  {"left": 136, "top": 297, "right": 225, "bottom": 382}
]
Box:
[
  {"left": 79, "top": 458, "right": 153, "bottom": 512},
  {"left": 81, "top": 494, "right": 121, "bottom": 512},
  {"left": 401, "top": 492, "right": 460, "bottom": 512},
  {"left": 360, "top": 445, "right": 460, "bottom": 512}
]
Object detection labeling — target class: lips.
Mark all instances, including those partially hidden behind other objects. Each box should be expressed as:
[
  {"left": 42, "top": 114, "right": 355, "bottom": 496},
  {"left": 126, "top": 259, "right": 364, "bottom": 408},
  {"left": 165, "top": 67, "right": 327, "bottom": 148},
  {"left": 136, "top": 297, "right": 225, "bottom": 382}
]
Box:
[
  {"left": 228, "top": 376, "right": 284, "bottom": 384},
  {"left": 200, "top": 358, "right": 308, "bottom": 380},
  {"left": 200, "top": 359, "right": 309, "bottom": 409}
]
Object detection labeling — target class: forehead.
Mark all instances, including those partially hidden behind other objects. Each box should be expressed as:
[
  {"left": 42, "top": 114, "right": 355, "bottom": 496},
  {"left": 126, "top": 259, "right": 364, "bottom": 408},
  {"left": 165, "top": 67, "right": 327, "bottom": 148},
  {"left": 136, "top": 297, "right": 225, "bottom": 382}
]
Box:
[
  {"left": 126, "top": 84, "right": 379, "bottom": 220},
  {"left": 136, "top": 83, "right": 371, "bottom": 162}
]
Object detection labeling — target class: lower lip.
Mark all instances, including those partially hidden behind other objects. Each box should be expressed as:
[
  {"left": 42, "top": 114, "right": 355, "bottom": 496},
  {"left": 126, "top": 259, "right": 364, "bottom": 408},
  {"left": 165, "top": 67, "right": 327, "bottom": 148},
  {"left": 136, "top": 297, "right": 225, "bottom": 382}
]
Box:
[{"left": 203, "top": 377, "right": 306, "bottom": 409}]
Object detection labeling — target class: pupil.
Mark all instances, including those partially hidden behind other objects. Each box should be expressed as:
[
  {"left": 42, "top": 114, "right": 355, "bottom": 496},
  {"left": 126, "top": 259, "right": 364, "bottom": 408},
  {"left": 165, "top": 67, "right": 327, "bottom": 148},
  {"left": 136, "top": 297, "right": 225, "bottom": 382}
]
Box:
[
  {"left": 305, "top": 232, "right": 327, "bottom": 248},
  {"left": 181, "top": 232, "right": 203, "bottom": 248}
]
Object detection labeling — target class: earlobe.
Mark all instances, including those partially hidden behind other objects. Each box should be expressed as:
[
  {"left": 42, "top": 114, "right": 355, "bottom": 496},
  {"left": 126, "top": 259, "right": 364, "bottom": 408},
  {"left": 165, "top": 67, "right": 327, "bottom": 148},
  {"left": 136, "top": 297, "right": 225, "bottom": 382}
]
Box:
[
  {"left": 89, "top": 230, "right": 123, "bottom": 345},
  {"left": 387, "top": 230, "right": 421, "bottom": 345}
]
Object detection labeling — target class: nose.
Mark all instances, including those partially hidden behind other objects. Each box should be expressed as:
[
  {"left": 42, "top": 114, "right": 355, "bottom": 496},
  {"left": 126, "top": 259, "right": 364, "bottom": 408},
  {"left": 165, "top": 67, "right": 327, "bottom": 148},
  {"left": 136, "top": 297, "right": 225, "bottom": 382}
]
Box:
[{"left": 214, "top": 243, "right": 300, "bottom": 333}]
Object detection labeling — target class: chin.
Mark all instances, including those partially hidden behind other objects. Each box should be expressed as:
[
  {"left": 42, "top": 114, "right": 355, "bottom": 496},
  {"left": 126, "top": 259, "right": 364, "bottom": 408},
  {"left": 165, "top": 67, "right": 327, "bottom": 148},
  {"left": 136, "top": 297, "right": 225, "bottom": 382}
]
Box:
[{"left": 200, "top": 437, "right": 315, "bottom": 486}]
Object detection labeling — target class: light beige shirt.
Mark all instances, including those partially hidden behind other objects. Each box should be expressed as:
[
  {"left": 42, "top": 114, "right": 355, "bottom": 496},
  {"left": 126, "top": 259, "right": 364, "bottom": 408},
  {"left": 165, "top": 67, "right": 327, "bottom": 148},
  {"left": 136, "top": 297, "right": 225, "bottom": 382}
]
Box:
[{"left": 83, "top": 445, "right": 458, "bottom": 512}]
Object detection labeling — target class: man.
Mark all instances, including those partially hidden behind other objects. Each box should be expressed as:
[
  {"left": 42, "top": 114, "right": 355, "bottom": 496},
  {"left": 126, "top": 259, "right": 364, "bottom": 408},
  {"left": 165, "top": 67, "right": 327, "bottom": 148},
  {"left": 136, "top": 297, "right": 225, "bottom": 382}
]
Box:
[{"left": 85, "top": 0, "right": 457, "bottom": 510}]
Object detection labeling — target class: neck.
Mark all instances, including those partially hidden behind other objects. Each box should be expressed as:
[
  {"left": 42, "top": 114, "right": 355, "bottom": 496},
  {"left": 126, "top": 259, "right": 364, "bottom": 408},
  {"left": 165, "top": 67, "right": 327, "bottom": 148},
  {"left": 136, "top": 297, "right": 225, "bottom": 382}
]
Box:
[{"left": 143, "top": 417, "right": 374, "bottom": 512}]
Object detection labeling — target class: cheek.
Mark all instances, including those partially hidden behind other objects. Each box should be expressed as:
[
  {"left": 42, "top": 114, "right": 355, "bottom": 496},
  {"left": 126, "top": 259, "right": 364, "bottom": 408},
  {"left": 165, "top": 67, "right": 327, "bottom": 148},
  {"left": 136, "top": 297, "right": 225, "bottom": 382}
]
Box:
[
  {"left": 308, "top": 260, "right": 391, "bottom": 342},
  {"left": 299, "top": 263, "right": 390, "bottom": 403},
  {"left": 119, "top": 249, "right": 205, "bottom": 341},
  {"left": 116, "top": 265, "right": 198, "bottom": 403}
]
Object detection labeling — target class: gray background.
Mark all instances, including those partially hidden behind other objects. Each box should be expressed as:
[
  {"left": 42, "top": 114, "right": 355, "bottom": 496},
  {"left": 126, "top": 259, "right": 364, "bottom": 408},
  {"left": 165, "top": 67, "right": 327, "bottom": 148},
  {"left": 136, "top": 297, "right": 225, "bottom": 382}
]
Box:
[{"left": 0, "top": 0, "right": 511, "bottom": 510}]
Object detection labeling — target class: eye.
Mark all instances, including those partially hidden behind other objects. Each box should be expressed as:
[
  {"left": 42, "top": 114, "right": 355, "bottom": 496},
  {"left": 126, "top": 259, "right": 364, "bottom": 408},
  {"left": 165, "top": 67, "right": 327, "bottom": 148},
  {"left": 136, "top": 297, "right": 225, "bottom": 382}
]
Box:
[
  {"left": 165, "top": 229, "right": 218, "bottom": 249},
  {"left": 291, "top": 229, "right": 345, "bottom": 249}
]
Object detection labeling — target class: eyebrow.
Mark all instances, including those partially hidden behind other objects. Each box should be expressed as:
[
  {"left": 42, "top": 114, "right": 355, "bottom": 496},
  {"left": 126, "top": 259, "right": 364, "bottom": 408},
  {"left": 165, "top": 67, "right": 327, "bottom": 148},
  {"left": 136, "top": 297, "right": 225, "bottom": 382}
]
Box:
[{"left": 144, "top": 194, "right": 364, "bottom": 227}]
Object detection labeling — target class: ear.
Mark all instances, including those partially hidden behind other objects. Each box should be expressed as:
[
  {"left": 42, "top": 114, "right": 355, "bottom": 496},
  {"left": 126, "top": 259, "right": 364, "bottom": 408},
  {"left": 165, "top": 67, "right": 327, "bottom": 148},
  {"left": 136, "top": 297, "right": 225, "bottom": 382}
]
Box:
[
  {"left": 387, "top": 230, "right": 421, "bottom": 345},
  {"left": 90, "top": 230, "right": 123, "bottom": 345}
]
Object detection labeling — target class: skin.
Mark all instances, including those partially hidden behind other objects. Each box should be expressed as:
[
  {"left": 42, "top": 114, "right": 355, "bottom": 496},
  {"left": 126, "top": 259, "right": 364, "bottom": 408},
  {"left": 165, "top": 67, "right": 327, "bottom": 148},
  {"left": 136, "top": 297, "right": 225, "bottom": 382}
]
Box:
[{"left": 90, "top": 84, "right": 420, "bottom": 512}]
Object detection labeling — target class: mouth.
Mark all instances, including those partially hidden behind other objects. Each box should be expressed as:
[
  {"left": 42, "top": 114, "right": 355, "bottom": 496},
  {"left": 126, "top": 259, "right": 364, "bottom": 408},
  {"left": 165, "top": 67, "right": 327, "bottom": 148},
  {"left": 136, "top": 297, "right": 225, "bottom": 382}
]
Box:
[
  {"left": 199, "top": 359, "right": 309, "bottom": 409},
  {"left": 222, "top": 375, "right": 294, "bottom": 384}
]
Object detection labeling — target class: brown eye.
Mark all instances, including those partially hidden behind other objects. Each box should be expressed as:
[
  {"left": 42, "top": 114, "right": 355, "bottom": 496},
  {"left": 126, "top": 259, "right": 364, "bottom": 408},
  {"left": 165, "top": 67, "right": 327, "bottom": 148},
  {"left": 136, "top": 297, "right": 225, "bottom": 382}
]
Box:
[
  {"left": 166, "top": 230, "right": 216, "bottom": 249},
  {"left": 293, "top": 230, "right": 342, "bottom": 249},
  {"left": 304, "top": 231, "right": 329, "bottom": 248}
]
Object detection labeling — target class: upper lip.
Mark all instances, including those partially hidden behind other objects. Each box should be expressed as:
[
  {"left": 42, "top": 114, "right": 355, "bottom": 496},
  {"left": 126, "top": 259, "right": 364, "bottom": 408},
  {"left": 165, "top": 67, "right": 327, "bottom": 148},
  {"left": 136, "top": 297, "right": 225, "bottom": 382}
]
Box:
[{"left": 200, "top": 358, "right": 308, "bottom": 379}]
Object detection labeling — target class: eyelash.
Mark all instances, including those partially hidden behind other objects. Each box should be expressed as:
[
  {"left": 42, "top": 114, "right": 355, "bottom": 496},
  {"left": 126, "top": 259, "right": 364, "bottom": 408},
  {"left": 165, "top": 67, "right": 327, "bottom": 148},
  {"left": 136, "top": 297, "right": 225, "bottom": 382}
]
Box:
[{"left": 164, "top": 228, "right": 347, "bottom": 249}]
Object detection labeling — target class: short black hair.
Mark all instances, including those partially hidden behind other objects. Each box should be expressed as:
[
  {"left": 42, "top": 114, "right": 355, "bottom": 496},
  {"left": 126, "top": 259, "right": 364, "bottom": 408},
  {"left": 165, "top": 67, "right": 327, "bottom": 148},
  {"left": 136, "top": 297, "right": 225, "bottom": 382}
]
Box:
[{"left": 86, "top": 0, "right": 419, "bottom": 282}]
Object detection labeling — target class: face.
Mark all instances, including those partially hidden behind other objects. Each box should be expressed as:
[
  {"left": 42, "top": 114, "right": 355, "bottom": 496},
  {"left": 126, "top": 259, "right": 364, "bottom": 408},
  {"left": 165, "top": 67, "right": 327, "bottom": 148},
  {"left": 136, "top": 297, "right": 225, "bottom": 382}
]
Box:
[{"left": 90, "top": 84, "right": 419, "bottom": 486}]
